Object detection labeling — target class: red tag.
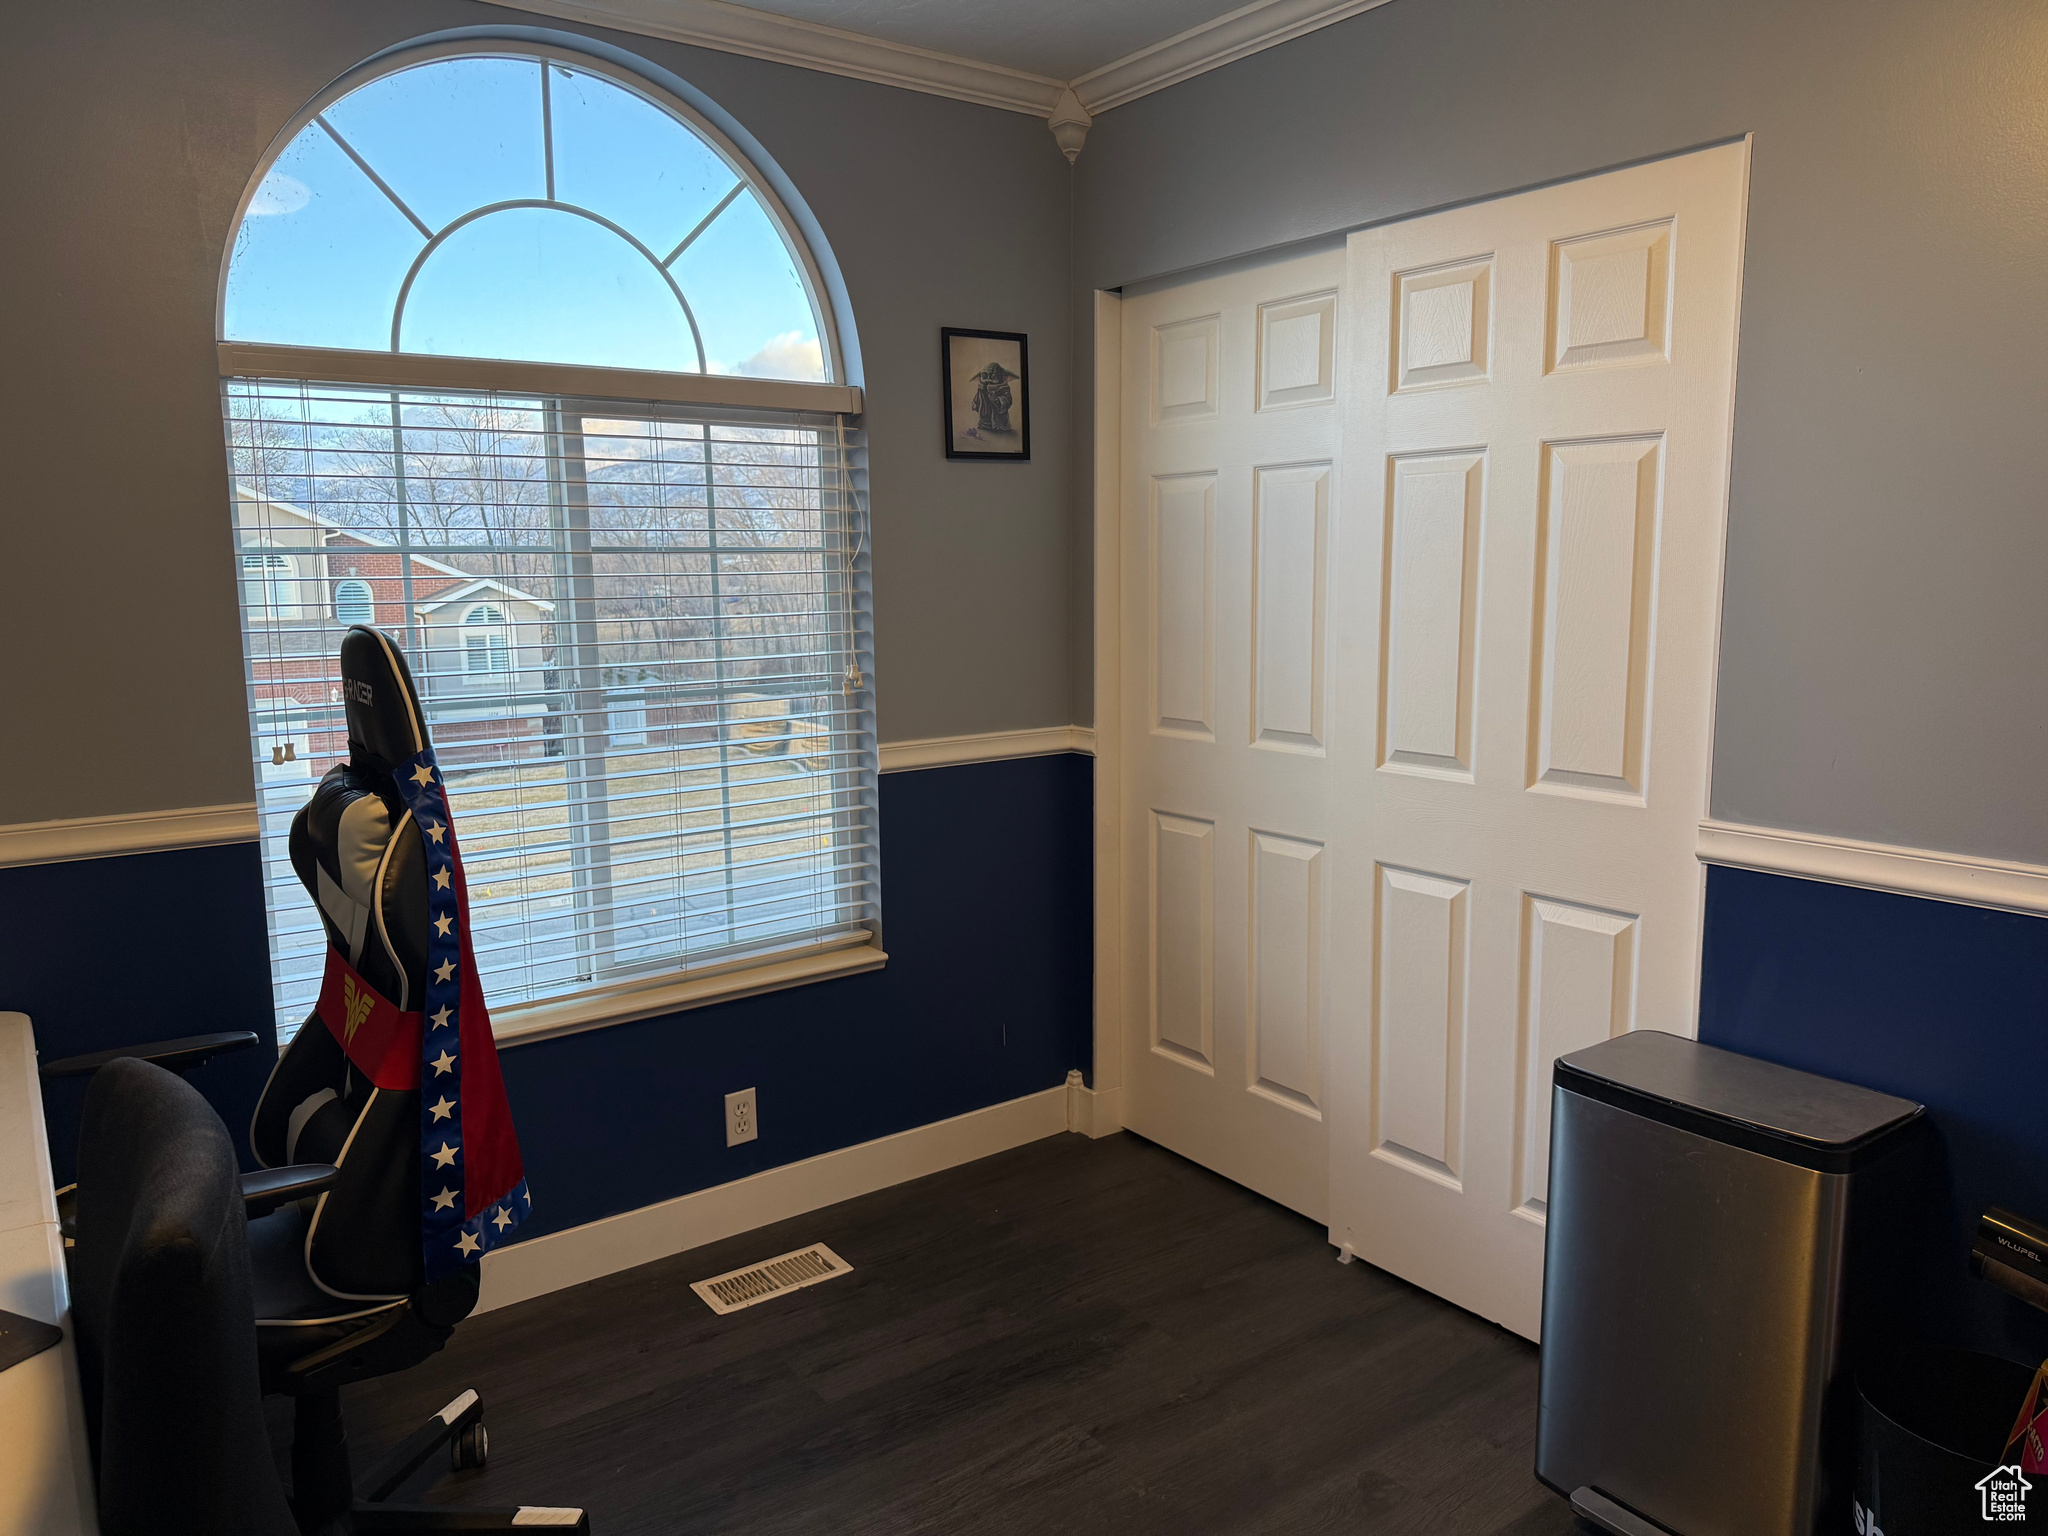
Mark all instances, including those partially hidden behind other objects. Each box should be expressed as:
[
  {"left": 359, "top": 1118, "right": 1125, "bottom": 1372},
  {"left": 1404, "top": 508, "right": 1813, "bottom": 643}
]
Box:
[{"left": 316, "top": 949, "right": 423, "bottom": 1090}]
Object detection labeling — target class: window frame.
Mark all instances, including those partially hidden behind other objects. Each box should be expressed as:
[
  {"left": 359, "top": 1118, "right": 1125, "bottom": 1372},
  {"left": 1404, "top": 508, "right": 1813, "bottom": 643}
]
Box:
[{"left": 219, "top": 39, "right": 882, "bottom": 1048}]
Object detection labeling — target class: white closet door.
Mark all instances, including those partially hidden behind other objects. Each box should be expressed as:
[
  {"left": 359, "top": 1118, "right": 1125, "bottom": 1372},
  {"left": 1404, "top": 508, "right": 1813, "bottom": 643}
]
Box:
[
  {"left": 1118, "top": 248, "right": 1343, "bottom": 1221},
  {"left": 1325, "top": 143, "right": 1749, "bottom": 1339}
]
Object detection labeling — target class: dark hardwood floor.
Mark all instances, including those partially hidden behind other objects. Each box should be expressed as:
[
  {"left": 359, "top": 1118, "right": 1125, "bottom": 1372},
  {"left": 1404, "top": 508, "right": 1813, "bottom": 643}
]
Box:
[{"left": 275, "top": 1131, "right": 1583, "bottom": 1534}]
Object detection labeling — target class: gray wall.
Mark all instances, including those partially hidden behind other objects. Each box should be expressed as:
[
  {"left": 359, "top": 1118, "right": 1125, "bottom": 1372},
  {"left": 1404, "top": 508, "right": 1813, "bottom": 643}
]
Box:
[
  {"left": 0, "top": 0, "right": 1074, "bottom": 825},
  {"left": 1075, "top": 0, "right": 2048, "bottom": 864}
]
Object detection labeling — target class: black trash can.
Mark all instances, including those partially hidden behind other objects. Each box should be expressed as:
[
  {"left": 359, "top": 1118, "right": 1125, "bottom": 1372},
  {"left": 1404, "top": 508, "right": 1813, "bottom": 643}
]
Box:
[{"left": 1857, "top": 1347, "right": 2038, "bottom": 1533}]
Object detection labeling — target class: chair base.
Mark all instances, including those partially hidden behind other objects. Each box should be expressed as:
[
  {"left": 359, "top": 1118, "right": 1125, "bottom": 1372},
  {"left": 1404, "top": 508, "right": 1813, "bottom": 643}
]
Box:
[{"left": 291, "top": 1385, "right": 587, "bottom": 1535}]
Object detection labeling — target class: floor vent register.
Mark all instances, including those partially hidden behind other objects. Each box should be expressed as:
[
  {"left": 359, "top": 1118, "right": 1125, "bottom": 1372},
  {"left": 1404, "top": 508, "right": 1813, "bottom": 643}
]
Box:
[{"left": 691, "top": 1243, "right": 852, "bottom": 1315}]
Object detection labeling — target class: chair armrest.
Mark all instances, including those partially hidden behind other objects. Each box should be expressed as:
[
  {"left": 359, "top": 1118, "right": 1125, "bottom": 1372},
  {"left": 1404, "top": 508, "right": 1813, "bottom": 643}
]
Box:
[
  {"left": 241, "top": 1163, "right": 340, "bottom": 1218},
  {"left": 39, "top": 1030, "right": 259, "bottom": 1079}
]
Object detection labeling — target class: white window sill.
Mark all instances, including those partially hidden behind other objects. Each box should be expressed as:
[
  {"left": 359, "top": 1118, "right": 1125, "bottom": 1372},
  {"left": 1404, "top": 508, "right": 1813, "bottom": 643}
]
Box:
[{"left": 492, "top": 935, "right": 887, "bottom": 1047}]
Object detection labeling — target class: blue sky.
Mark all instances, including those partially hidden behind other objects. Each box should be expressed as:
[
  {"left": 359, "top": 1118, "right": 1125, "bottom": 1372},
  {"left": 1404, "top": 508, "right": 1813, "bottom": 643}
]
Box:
[{"left": 224, "top": 56, "right": 826, "bottom": 380}]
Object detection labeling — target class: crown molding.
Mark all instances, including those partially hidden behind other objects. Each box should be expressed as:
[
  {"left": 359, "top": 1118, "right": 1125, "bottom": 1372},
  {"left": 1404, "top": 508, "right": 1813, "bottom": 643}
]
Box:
[
  {"left": 481, "top": 0, "right": 1397, "bottom": 134},
  {"left": 481, "top": 0, "right": 1066, "bottom": 115},
  {"left": 1071, "top": 0, "right": 1399, "bottom": 114}
]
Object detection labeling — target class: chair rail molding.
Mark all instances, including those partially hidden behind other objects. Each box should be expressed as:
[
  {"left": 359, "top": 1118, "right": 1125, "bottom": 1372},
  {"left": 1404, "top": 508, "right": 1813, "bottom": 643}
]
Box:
[
  {"left": 479, "top": 0, "right": 1397, "bottom": 150},
  {"left": 878, "top": 726, "right": 1095, "bottom": 773},
  {"left": 0, "top": 733, "right": 1097, "bottom": 867},
  {"left": 1697, "top": 818, "right": 2048, "bottom": 918},
  {"left": 0, "top": 803, "right": 261, "bottom": 869}
]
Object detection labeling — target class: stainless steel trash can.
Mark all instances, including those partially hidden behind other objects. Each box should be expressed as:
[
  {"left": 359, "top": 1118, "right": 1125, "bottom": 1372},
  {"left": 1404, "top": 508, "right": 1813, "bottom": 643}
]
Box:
[{"left": 1535, "top": 1030, "right": 1931, "bottom": 1536}]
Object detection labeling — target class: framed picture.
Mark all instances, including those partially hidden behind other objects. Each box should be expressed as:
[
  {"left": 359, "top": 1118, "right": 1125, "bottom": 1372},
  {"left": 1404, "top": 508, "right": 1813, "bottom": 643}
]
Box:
[{"left": 942, "top": 328, "right": 1030, "bottom": 461}]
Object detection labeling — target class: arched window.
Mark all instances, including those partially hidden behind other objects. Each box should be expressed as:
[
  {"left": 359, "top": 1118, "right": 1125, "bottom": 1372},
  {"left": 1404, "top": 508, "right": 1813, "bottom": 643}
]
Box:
[
  {"left": 221, "top": 41, "right": 877, "bottom": 1042},
  {"left": 241, "top": 549, "right": 296, "bottom": 616},
  {"left": 463, "top": 603, "right": 512, "bottom": 675},
  {"left": 333, "top": 578, "right": 374, "bottom": 625},
  {"left": 223, "top": 47, "right": 831, "bottom": 379}
]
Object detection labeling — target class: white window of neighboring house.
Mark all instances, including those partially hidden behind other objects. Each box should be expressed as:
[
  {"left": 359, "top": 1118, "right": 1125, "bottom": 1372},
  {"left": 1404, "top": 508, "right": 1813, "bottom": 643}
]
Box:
[
  {"left": 218, "top": 41, "right": 876, "bottom": 1042},
  {"left": 607, "top": 689, "right": 649, "bottom": 747},
  {"left": 333, "top": 578, "right": 374, "bottom": 625},
  {"left": 241, "top": 550, "right": 295, "bottom": 616},
  {"left": 463, "top": 604, "right": 512, "bottom": 676}
]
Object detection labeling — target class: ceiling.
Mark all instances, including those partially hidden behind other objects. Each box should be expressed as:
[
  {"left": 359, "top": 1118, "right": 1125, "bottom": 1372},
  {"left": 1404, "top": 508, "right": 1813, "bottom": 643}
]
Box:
[{"left": 728, "top": 0, "right": 1260, "bottom": 84}]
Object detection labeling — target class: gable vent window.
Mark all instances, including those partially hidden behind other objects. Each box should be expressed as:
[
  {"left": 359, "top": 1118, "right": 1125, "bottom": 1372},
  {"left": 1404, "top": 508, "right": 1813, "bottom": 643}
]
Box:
[
  {"left": 462, "top": 604, "right": 512, "bottom": 676},
  {"left": 333, "top": 577, "right": 374, "bottom": 625},
  {"left": 220, "top": 44, "right": 877, "bottom": 1041}
]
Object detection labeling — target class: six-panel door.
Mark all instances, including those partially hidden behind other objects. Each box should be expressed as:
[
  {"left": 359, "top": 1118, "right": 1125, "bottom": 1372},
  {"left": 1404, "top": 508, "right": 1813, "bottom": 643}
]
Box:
[
  {"left": 1119, "top": 250, "right": 1342, "bottom": 1222},
  {"left": 1325, "top": 143, "right": 1748, "bottom": 1340}
]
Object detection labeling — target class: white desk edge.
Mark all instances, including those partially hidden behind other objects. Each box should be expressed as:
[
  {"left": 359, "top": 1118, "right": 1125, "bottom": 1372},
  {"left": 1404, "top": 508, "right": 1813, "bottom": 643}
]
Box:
[{"left": 0, "top": 1012, "right": 99, "bottom": 1534}]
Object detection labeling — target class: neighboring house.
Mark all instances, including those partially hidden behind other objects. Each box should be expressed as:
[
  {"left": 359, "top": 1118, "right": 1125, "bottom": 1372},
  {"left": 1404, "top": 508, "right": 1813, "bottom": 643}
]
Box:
[{"left": 233, "top": 486, "right": 554, "bottom": 777}]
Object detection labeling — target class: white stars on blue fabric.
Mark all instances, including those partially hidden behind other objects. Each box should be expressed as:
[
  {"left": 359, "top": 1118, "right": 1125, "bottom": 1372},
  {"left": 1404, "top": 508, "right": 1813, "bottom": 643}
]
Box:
[{"left": 394, "top": 744, "right": 530, "bottom": 1281}]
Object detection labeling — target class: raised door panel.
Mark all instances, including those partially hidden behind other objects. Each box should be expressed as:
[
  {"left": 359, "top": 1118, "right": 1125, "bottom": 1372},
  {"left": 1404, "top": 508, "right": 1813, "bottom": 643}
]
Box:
[
  {"left": 1152, "top": 474, "right": 1216, "bottom": 739},
  {"left": 1152, "top": 811, "right": 1215, "bottom": 1069},
  {"left": 1252, "top": 463, "right": 1329, "bottom": 752},
  {"left": 1154, "top": 314, "right": 1221, "bottom": 423},
  {"left": 1249, "top": 830, "right": 1322, "bottom": 1114},
  {"left": 1381, "top": 451, "right": 1484, "bottom": 778},
  {"left": 1517, "top": 897, "right": 1638, "bottom": 1215},
  {"left": 1259, "top": 290, "right": 1337, "bottom": 410},
  {"left": 1393, "top": 256, "right": 1493, "bottom": 392},
  {"left": 1548, "top": 220, "right": 1673, "bottom": 372},
  {"left": 1372, "top": 865, "right": 1468, "bottom": 1185},
  {"left": 1530, "top": 437, "right": 1661, "bottom": 800}
]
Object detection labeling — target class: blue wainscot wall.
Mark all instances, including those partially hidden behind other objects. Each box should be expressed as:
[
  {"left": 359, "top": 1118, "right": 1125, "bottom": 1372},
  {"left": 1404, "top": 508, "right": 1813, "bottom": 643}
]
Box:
[
  {"left": 9, "top": 753, "right": 1094, "bottom": 1238},
  {"left": 1700, "top": 863, "right": 2048, "bottom": 1364}
]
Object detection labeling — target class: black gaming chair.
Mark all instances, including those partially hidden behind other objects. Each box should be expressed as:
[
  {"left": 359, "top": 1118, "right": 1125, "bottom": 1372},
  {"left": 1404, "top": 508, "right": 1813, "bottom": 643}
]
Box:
[
  {"left": 72, "top": 1057, "right": 585, "bottom": 1533},
  {"left": 56, "top": 627, "right": 583, "bottom": 1533}
]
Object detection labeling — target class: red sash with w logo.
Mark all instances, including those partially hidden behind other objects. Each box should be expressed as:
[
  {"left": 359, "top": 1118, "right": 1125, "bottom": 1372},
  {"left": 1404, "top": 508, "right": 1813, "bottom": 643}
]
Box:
[{"left": 315, "top": 950, "right": 423, "bottom": 1089}]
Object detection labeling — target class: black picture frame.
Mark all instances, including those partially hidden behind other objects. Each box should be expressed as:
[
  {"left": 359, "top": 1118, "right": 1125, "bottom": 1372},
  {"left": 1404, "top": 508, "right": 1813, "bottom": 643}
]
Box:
[{"left": 941, "top": 328, "right": 1030, "bottom": 461}]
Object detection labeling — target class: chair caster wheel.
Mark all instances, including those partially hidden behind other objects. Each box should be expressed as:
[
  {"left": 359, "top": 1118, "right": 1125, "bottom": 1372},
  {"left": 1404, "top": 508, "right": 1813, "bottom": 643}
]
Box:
[{"left": 452, "top": 1421, "right": 489, "bottom": 1471}]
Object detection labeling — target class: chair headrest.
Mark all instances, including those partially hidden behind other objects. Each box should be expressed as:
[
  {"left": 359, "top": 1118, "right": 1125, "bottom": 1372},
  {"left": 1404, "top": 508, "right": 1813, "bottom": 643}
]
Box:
[{"left": 340, "top": 625, "right": 429, "bottom": 778}]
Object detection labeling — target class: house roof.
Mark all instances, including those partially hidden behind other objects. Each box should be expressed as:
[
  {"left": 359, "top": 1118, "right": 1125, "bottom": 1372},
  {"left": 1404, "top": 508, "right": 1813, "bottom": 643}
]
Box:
[
  {"left": 415, "top": 577, "right": 553, "bottom": 615},
  {"left": 234, "top": 485, "right": 554, "bottom": 612}
]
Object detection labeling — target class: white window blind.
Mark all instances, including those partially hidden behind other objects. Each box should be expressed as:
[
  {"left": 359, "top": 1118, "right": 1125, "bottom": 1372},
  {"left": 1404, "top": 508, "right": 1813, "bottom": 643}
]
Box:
[{"left": 226, "top": 377, "right": 877, "bottom": 1040}]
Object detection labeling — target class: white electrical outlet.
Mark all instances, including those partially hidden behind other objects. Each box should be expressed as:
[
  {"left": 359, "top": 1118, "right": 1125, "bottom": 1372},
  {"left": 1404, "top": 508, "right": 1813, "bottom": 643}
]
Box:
[{"left": 725, "top": 1087, "right": 757, "bottom": 1147}]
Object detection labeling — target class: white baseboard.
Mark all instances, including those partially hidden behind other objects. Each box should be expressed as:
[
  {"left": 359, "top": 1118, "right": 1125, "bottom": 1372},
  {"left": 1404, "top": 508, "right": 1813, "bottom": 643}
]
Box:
[
  {"left": 1697, "top": 818, "right": 2048, "bottom": 917},
  {"left": 1063, "top": 1071, "right": 1123, "bottom": 1139},
  {"left": 475, "top": 1085, "right": 1070, "bottom": 1314},
  {"left": 878, "top": 726, "right": 1095, "bottom": 773}
]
